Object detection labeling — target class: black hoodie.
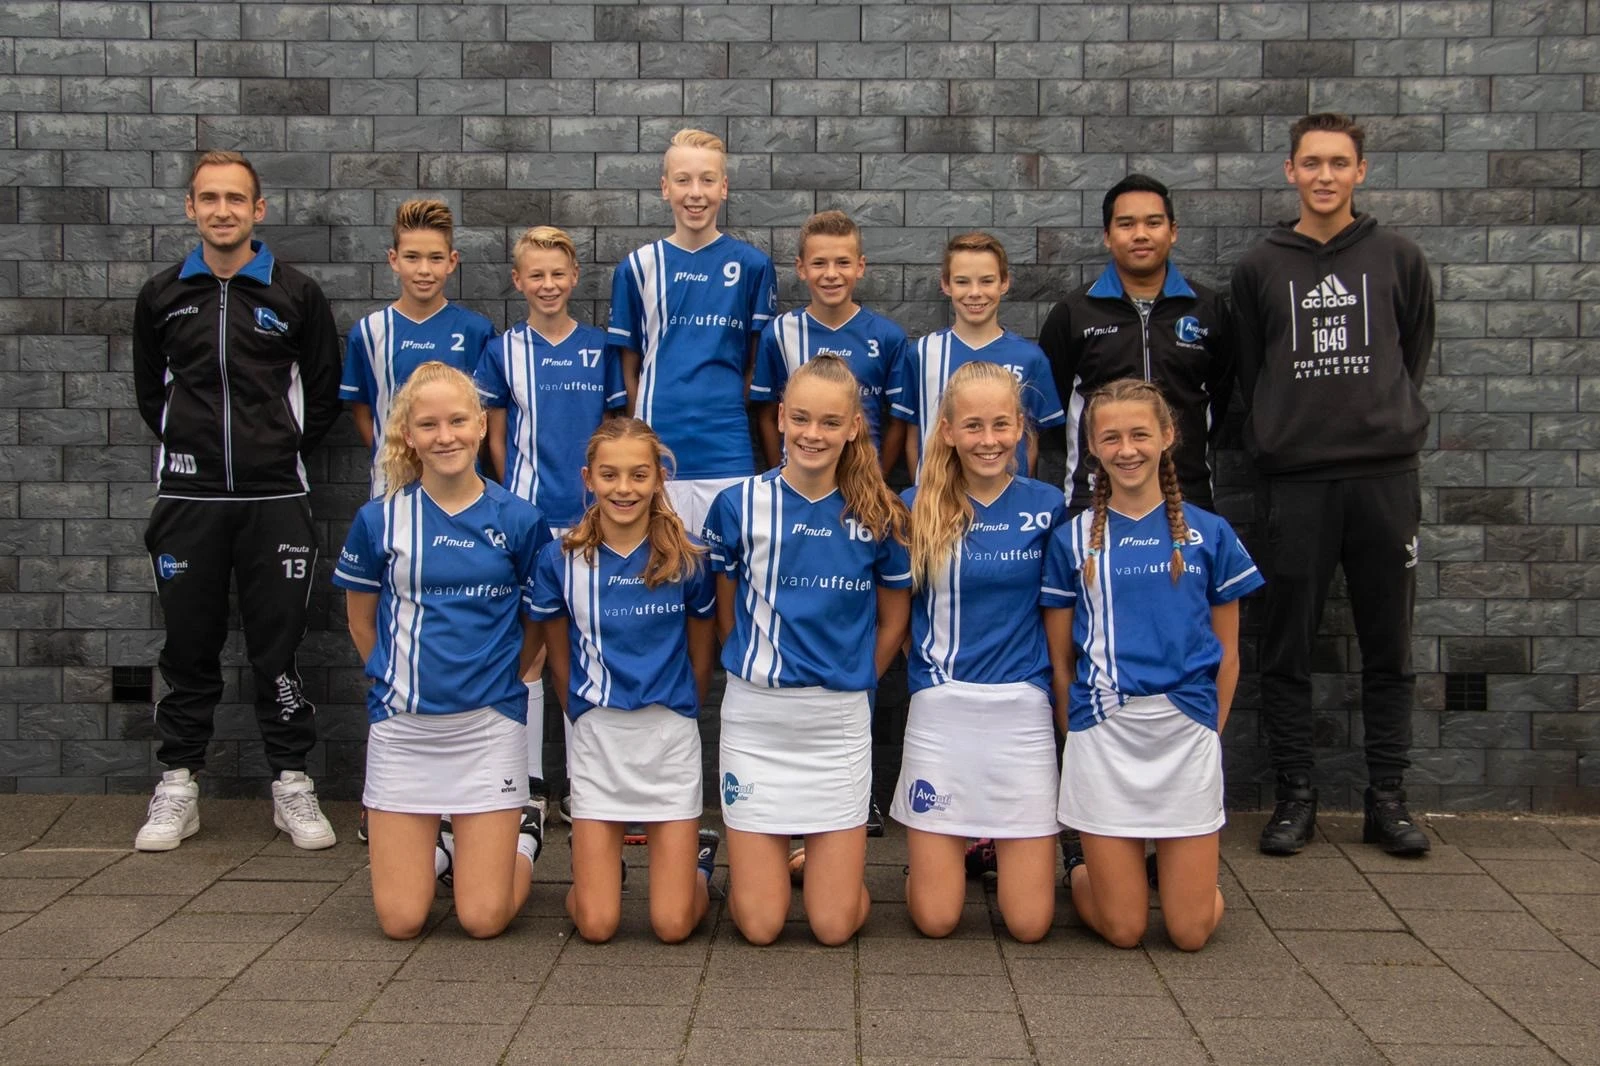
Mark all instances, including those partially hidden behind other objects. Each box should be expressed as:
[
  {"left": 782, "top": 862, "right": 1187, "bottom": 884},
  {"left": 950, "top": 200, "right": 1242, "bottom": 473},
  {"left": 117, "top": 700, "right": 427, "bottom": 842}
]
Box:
[{"left": 1229, "top": 214, "right": 1433, "bottom": 478}]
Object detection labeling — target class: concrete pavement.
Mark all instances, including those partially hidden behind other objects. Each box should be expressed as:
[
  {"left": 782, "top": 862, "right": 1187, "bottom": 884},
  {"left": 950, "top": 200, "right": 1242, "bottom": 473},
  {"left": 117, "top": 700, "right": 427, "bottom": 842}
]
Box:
[{"left": 0, "top": 795, "right": 1597, "bottom": 1065}]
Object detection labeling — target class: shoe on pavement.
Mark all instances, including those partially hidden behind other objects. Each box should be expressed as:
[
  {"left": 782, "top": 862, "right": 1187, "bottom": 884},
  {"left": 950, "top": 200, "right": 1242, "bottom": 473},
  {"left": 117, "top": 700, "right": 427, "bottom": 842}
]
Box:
[
  {"left": 1259, "top": 773, "right": 1317, "bottom": 856},
  {"left": 964, "top": 838, "right": 997, "bottom": 878},
  {"left": 271, "top": 770, "right": 337, "bottom": 850},
  {"left": 437, "top": 816, "right": 455, "bottom": 887},
  {"left": 555, "top": 793, "right": 572, "bottom": 825},
  {"left": 1363, "top": 780, "right": 1431, "bottom": 856},
  {"left": 135, "top": 769, "right": 200, "bottom": 851},
  {"left": 357, "top": 806, "right": 368, "bottom": 845},
  {"left": 1061, "top": 832, "right": 1086, "bottom": 889},
  {"left": 697, "top": 829, "right": 720, "bottom": 881},
  {"left": 520, "top": 795, "right": 547, "bottom": 864},
  {"left": 866, "top": 798, "right": 885, "bottom": 837}
]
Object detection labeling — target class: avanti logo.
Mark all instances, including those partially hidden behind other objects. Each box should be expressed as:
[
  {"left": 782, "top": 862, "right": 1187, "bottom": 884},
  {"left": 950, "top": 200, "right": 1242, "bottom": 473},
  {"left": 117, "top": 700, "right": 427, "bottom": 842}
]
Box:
[
  {"left": 908, "top": 778, "right": 951, "bottom": 814},
  {"left": 1175, "top": 315, "right": 1207, "bottom": 343},
  {"left": 155, "top": 554, "right": 187, "bottom": 580},
  {"left": 254, "top": 306, "right": 290, "bottom": 333},
  {"left": 722, "top": 772, "right": 755, "bottom": 806}
]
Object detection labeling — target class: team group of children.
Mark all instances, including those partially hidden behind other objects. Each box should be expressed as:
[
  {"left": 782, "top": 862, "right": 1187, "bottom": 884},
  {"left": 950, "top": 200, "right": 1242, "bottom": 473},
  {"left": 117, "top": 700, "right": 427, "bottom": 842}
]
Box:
[{"left": 337, "top": 128, "right": 1260, "bottom": 951}]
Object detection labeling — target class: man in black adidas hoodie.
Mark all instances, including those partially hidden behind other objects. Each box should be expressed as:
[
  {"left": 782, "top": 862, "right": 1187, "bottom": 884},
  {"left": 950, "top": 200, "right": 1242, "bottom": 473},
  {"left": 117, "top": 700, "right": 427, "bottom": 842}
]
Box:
[{"left": 1230, "top": 114, "right": 1434, "bottom": 858}]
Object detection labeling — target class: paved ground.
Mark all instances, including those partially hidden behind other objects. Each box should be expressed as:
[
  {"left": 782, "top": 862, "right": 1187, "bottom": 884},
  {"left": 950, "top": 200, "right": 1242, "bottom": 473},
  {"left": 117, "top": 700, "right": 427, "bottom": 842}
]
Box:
[{"left": 0, "top": 796, "right": 1596, "bottom": 1065}]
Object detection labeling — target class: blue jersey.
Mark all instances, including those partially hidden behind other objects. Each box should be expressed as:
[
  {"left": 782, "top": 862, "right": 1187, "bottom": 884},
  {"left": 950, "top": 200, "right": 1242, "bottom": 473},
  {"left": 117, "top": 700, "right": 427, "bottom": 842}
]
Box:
[
  {"left": 1040, "top": 502, "right": 1263, "bottom": 732},
  {"left": 474, "top": 322, "right": 626, "bottom": 528},
  {"left": 905, "top": 477, "right": 1067, "bottom": 696},
  {"left": 341, "top": 303, "right": 496, "bottom": 496},
  {"left": 891, "top": 329, "right": 1066, "bottom": 476},
  {"left": 749, "top": 306, "right": 910, "bottom": 447},
  {"left": 704, "top": 470, "right": 912, "bottom": 691},
  {"left": 529, "top": 538, "right": 716, "bottom": 721},
  {"left": 333, "top": 480, "right": 552, "bottom": 725},
  {"left": 606, "top": 235, "right": 778, "bottom": 480}
]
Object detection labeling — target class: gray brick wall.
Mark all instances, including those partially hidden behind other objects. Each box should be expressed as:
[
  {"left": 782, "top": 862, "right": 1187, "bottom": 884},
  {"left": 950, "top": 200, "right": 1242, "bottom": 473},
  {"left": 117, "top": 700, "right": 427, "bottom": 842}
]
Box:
[{"left": 1, "top": 0, "right": 1596, "bottom": 811}]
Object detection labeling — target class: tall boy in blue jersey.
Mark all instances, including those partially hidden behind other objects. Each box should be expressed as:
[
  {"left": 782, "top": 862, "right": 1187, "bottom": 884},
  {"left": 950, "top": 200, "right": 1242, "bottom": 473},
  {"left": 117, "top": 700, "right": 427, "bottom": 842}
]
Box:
[
  {"left": 131, "top": 151, "right": 340, "bottom": 852},
  {"left": 1231, "top": 113, "right": 1434, "bottom": 858},
  {"left": 1039, "top": 175, "right": 1233, "bottom": 514},
  {"left": 342, "top": 200, "right": 496, "bottom": 497},
  {"left": 751, "top": 210, "right": 909, "bottom": 473},
  {"left": 607, "top": 128, "right": 778, "bottom": 531},
  {"left": 477, "top": 225, "right": 626, "bottom": 823},
  {"left": 891, "top": 232, "right": 1065, "bottom": 478}
]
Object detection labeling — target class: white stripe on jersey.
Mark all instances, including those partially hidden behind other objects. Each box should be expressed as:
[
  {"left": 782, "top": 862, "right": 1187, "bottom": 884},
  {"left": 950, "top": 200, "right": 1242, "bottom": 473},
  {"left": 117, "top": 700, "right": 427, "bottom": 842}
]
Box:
[
  {"left": 629, "top": 242, "right": 668, "bottom": 424},
  {"left": 1064, "top": 372, "right": 1085, "bottom": 497},
  {"left": 503, "top": 328, "right": 541, "bottom": 504},
  {"left": 1217, "top": 561, "right": 1260, "bottom": 594},
  {"left": 381, "top": 490, "right": 425, "bottom": 716},
  {"left": 739, "top": 476, "right": 785, "bottom": 686},
  {"left": 777, "top": 311, "right": 808, "bottom": 378},
  {"left": 286, "top": 362, "right": 308, "bottom": 492},
  {"left": 567, "top": 548, "right": 614, "bottom": 709},
  {"left": 917, "top": 331, "right": 953, "bottom": 453},
  {"left": 359, "top": 308, "right": 395, "bottom": 496},
  {"left": 919, "top": 543, "right": 962, "bottom": 686},
  {"left": 1073, "top": 517, "right": 1118, "bottom": 724}
]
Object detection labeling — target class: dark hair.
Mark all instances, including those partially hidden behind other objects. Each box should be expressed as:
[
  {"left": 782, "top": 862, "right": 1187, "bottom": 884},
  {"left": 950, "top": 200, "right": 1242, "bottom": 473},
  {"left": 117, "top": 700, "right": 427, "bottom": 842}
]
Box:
[
  {"left": 1289, "top": 113, "right": 1365, "bottom": 162},
  {"left": 1101, "top": 174, "right": 1175, "bottom": 231}
]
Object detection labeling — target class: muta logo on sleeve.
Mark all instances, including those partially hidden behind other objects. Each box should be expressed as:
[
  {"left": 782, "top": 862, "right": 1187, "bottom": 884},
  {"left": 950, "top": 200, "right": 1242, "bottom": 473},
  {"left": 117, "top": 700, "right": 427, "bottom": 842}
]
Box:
[{"left": 254, "top": 306, "right": 290, "bottom": 334}]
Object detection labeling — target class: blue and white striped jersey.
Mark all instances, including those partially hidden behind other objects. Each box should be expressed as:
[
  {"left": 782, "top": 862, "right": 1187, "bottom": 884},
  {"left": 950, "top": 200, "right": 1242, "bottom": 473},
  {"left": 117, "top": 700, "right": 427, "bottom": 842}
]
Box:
[
  {"left": 749, "top": 306, "right": 910, "bottom": 447},
  {"left": 340, "top": 303, "right": 496, "bottom": 497},
  {"left": 332, "top": 480, "right": 551, "bottom": 725},
  {"left": 890, "top": 329, "right": 1066, "bottom": 476},
  {"left": 703, "top": 470, "right": 912, "bottom": 692},
  {"left": 905, "top": 477, "right": 1067, "bottom": 696},
  {"left": 529, "top": 538, "right": 716, "bottom": 721},
  {"left": 473, "top": 321, "right": 626, "bottom": 528},
  {"left": 605, "top": 235, "right": 777, "bottom": 480},
  {"left": 1040, "top": 502, "right": 1263, "bottom": 732}
]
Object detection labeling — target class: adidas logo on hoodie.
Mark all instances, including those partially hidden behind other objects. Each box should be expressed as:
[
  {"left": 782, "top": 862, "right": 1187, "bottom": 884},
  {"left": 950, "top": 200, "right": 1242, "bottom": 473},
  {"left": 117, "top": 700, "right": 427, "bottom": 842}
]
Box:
[{"left": 1300, "top": 273, "right": 1359, "bottom": 310}]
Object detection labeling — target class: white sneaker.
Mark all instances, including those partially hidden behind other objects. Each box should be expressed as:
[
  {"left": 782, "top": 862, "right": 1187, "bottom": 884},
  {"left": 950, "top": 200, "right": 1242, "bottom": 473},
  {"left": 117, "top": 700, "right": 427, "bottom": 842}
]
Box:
[
  {"left": 271, "top": 770, "right": 337, "bottom": 850},
  {"left": 134, "top": 769, "right": 200, "bottom": 851}
]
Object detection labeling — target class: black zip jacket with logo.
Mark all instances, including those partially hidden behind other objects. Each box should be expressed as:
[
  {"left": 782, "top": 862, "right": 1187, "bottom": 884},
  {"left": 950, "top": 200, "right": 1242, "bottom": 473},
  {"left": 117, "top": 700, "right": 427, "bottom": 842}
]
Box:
[
  {"left": 1039, "top": 261, "right": 1233, "bottom": 511},
  {"left": 1228, "top": 214, "right": 1434, "bottom": 479},
  {"left": 133, "top": 241, "right": 341, "bottom": 498}
]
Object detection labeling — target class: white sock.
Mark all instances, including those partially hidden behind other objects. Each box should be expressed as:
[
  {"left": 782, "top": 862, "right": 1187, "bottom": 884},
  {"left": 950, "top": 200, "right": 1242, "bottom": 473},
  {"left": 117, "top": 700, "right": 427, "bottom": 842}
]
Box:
[
  {"left": 517, "top": 831, "right": 539, "bottom": 866},
  {"left": 434, "top": 846, "right": 450, "bottom": 878},
  {"left": 525, "top": 678, "right": 544, "bottom": 784}
]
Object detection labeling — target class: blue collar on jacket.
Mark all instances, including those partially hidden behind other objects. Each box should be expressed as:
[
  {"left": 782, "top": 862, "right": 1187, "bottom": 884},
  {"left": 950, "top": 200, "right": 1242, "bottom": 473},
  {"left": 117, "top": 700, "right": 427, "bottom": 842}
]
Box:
[
  {"left": 1087, "top": 260, "right": 1195, "bottom": 301},
  {"left": 179, "top": 240, "right": 275, "bottom": 284}
]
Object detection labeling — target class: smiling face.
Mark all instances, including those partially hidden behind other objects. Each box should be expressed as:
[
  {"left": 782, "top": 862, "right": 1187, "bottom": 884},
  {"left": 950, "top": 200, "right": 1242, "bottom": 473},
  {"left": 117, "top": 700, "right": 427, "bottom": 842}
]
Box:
[
  {"left": 796, "top": 232, "right": 866, "bottom": 314},
  {"left": 388, "top": 228, "right": 458, "bottom": 312},
  {"left": 939, "top": 377, "right": 1022, "bottom": 495},
  {"left": 779, "top": 373, "right": 861, "bottom": 489},
  {"left": 513, "top": 245, "right": 578, "bottom": 322},
  {"left": 1286, "top": 129, "right": 1367, "bottom": 227},
  {"left": 185, "top": 162, "right": 265, "bottom": 256},
  {"left": 1088, "top": 398, "right": 1173, "bottom": 504},
  {"left": 582, "top": 435, "right": 661, "bottom": 542},
  {"left": 1103, "top": 190, "right": 1176, "bottom": 286},
  {"left": 404, "top": 378, "right": 486, "bottom": 483},
  {"left": 941, "top": 249, "right": 1010, "bottom": 332},
  {"left": 661, "top": 144, "right": 727, "bottom": 240}
]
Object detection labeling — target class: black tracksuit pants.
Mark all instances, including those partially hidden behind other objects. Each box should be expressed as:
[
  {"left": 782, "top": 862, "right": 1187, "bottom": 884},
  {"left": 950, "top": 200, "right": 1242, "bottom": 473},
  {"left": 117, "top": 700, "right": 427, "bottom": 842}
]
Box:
[
  {"left": 1255, "top": 471, "right": 1420, "bottom": 783},
  {"left": 145, "top": 496, "right": 320, "bottom": 774}
]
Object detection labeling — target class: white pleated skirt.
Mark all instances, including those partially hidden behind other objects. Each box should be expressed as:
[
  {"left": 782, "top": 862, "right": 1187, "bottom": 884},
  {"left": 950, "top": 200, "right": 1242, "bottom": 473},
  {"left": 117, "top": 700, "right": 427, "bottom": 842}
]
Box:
[
  {"left": 718, "top": 675, "right": 871, "bottom": 835},
  {"left": 889, "top": 679, "right": 1060, "bottom": 839},
  {"left": 1058, "top": 693, "right": 1225, "bottom": 839},
  {"left": 364, "top": 706, "right": 528, "bottom": 815},
  {"left": 567, "top": 704, "right": 703, "bottom": 822}
]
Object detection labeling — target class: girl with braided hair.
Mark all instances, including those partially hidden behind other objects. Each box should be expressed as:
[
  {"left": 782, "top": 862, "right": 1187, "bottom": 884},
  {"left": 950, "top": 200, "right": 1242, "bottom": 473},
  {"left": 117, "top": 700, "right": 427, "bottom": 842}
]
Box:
[{"left": 1041, "top": 378, "right": 1262, "bottom": 951}]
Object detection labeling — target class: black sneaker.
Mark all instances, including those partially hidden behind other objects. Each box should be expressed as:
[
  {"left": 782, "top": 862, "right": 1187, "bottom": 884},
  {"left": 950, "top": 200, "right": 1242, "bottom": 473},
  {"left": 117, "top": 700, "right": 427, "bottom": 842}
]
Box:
[
  {"left": 964, "top": 838, "right": 997, "bottom": 878},
  {"left": 1259, "top": 774, "right": 1317, "bottom": 856},
  {"left": 520, "top": 796, "right": 546, "bottom": 864},
  {"left": 866, "top": 798, "right": 885, "bottom": 838},
  {"left": 357, "top": 806, "right": 368, "bottom": 845},
  {"left": 437, "top": 816, "right": 455, "bottom": 888},
  {"left": 1061, "top": 831, "right": 1085, "bottom": 889},
  {"left": 1363, "top": 780, "right": 1431, "bottom": 856},
  {"left": 1145, "top": 851, "right": 1159, "bottom": 890},
  {"left": 697, "top": 829, "right": 720, "bottom": 881}
]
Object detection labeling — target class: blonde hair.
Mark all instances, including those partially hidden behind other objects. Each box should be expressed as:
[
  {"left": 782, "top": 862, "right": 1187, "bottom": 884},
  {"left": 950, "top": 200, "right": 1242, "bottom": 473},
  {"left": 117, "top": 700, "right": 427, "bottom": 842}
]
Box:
[
  {"left": 512, "top": 224, "right": 578, "bottom": 271},
  {"left": 909, "top": 361, "right": 1029, "bottom": 587},
  {"left": 664, "top": 128, "right": 726, "bottom": 169},
  {"left": 798, "top": 209, "right": 861, "bottom": 259},
  {"left": 1079, "top": 379, "right": 1188, "bottom": 589},
  {"left": 377, "top": 362, "right": 484, "bottom": 495},
  {"left": 391, "top": 198, "right": 454, "bottom": 250},
  {"left": 785, "top": 354, "right": 908, "bottom": 544},
  {"left": 187, "top": 150, "right": 260, "bottom": 201},
  {"left": 564, "top": 419, "right": 704, "bottom": 588},
  {"left": 942, "top": 231, "right": 1010, "bottom": 281}
]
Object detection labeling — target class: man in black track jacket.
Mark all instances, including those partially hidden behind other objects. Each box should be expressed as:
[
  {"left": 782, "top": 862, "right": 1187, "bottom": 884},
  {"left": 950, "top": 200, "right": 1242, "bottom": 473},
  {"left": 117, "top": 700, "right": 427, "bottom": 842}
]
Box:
[
  {"left": 1040, "top": 174, "right": 1233, "bottom": 514},
  {"left": 1231, "top": 114, "right": 1435, "bottom": 860},
  {"left": 130, "top": 151, "right": 342, "bottom": 853}
]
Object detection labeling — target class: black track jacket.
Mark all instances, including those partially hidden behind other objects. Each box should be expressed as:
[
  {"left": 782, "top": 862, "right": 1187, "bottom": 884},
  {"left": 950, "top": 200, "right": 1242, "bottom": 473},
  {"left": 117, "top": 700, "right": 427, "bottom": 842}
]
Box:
[{"left": 133, "top": 241, "right": 341, "bottom": 499}]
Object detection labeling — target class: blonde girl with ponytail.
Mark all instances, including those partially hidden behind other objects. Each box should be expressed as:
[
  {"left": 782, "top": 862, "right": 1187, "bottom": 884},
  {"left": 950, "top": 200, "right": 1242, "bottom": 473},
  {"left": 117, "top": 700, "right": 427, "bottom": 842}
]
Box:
[
  {"left": 893, "top": 361, "right": 1066, "bottom": 943},
  {"left": 528, "top": 417, "right": 720, "bottom": 944},
  {"left": 1041, "top": 379, "right": 1264, "bottom": 952},
  {"left": 702, "top": 353, "right": 912, "bottom": 947}
]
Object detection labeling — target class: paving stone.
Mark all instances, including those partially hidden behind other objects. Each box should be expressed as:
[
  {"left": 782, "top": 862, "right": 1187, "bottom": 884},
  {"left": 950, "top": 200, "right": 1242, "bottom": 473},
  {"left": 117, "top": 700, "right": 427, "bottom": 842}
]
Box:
[
  {"left": 535, "top": 962, "right": 702, "bottom": 1006},
  {"left": 219, "top": 958, "right": 399, "bottom": 1003},
  {"left": 1249, "top": 890, "right": 1407, "bottom": 931},
  {"left": 515, "top": 1003, "right": 690, "bottom": 1051},
  {"left": 0, "top": 894, "right": 187, "bottom": 958},
  {"left": 859, "top": 970, "right": 1016, "bottom": 1011},
  {"left": 858, "top": 933, "right": 1005, "bottom": 974},
  {"left": 1305, "top": 960, "right": 1483, "bottom": 1001},
  {"left": 91, "top": 937, "right": 267, "bottom": 979},
  {"left": 1164, "top": 975, "right": 1347, "bottom": 1019},
  {"left": 0, "top": 955, "right": 96, "bottom": 996},
  {"left": 73, "top": 851, "right": 240, "bottom": 896},
  {"left": 0, "top": 877, "right": 77, "bottom": 911},
  {"left": 1278, "top": 929, "right": 1447, "bottom": 966},
  {"left": 1514, "top": 893, "right": 1600, "bottom": 935},
  {"left": 1478, "top": 857, "right": 1600, "bottom": 894},
  {"left": 168, "top": 997, "right": 368, "bottom": 1044},
  {"left": 1344, "top": 995, "right": 1539, "bottom": 1046},
  {"left": 184, "top": 879, "right": 340, "bottom": 914},
  {"left": 1368, "top": 873, "right": 1523, "bottom": 912},
  {"left": 1224, "top": 855, "right": 1373, "bottom": 891},
  {"left": 1378, "top": 1047, "right": 1567, "bottom": 1066},
  {"left": 701, "top": 943, "right": 856, "bottom": 987},
  {"left": 1432, "top": 819, "right": 1568, "bottom": 849},
  {"left": 860, "top": 1008, "right": 1033, "bottom": 1059},
  {"left": 678, "top": 1028, "right": 854, "bottom": 1066},
  {"left": 141, "top": 911, "right": 305, "bottom": 945},
  {"left": 1401, "top": 908, "right": 1574, "bottom": 951},
  {"left": 1033, "top": 1038, "right": 1210, "bottom": 1066},
  {"left": 0, "top": 846, "right": 120, "bottom": 878},
  {"left": 1434, "top": 946, "right": 1600, "bottom": 985},
  {"left": 1189, "top": 1016, "right": 1390, "bottom": 1066},
  {"left": 322, "top": 1022, "right": 516, "bottom": 1066},
  {"left": 133, "top": 1043, "right": 330, "bottom": 1066},
  {"left": 1018, "top": 992, "right": 1192, "bottom": 1041},
  {"left": 362, "top": 978, "right": 539, "bottom": 1024},
  {"left": 693, "top": 983, "right": 855, "bottom": 1030},
  {"left": 1336, "top": 842, "right": 1483, "bottom": 875}
]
